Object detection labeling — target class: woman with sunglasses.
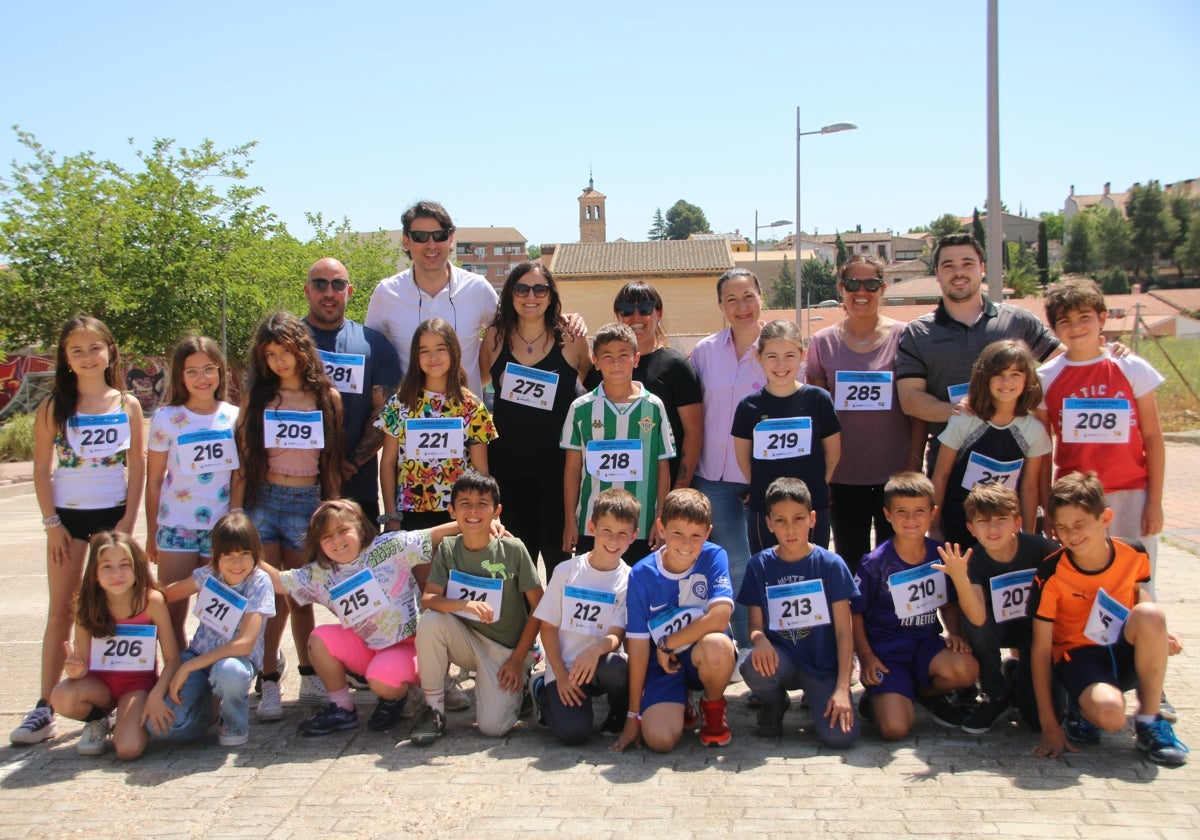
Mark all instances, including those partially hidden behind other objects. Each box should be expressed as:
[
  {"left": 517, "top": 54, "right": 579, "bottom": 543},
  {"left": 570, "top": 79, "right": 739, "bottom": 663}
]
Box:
[
  {"left": 804, "top": 255, "right": 925, "bottom": 573},
  {"left": 480, "top": 263, "right": 590, "bottom": 579}
]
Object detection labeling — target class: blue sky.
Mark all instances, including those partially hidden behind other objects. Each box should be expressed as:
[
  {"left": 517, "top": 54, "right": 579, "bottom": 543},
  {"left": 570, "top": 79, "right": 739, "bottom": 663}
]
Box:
[{"left": 4, "top": 1, "right": 1197, "bottom": 248}]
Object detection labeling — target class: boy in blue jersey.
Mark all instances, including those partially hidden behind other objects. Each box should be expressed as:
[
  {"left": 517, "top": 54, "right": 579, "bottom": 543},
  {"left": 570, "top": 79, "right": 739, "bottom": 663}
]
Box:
[
  {"left": 612, "top": 489, "right": 737, "bottom": 752},
  {"left": 738, "top": 477, "right": 859, "bottom": 744}
]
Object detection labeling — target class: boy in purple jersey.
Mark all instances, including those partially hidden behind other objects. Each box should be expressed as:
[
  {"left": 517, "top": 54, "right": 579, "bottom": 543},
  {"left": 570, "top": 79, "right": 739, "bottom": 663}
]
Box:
[
  {"left": 612, "top": 489, "right": 736, "bottom": 752},
  {"left": 851, "top": 472, "right": 978, "bottom": 740}
]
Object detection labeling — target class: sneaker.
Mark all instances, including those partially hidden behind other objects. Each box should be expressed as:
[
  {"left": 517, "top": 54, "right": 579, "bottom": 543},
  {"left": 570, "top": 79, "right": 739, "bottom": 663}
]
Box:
[
  {"left": 918, "top": 692, "right": 968, "bottom": 728},
  {"left": 10, "top": 704, "right": 56, "bottom": 745},
  {"left": 298, "top": 703, "right": 359, "bottom": 736},
  {"left": 699, "top": 697, "right": 732, "bottom": 746},
  {"left": 400, "top": 685, "right": 426, "bottom": 719},
  {"left": 1135, "top": 716, "right": 1189, "bottom": 766},
  {"left": 730, "top": 649, "right": 748, "bottom": 684},
  {"left": 858, "top": 693, "right": 875, "bottom": 726},
  {"left": 257, "top": 680, "right": 284, "bottom": 721},
  {"left": 255, "top": 651, "right": 287, "bottom": 696},
  {"left": 219, "top": 726, "right": 249, "bottom": 747},
  {"left": 1001, "top": 657, "right": 1021, "bottom": 700},
  {"left": 683, "top": 693, "right": 699, "bottom": 729},
  {"left": 600, "top": 709, "right": 626, "bottom": 734},
  {"left": 961, "top": 696, "right": 1010, "bottom": 735},
  {"left": 745, "top": 691, "right": 764, "bottom": 710},
  {"left": 445, "top": 674, "right": 470, "bottom": 712},
  {"left": 529, "top": 674, "right": 548, "bottom": 727},
  {"left": 1159, "top": 694, "right": 1178, "bottom": 724},
  {"left": 367, "top": 698, "right": 405, "bottom": 732},
  {"left": 519, "top": 678, "right": 536, "bottom": 720},
  {"left": 754, "top": 699, "right": 790, "bottom": 738},
  {"left": 409, "top": 705, "right": 446, "bottom": 746},
  {"left": 346, "top": 671, "right": 370, "bottom": 691},
  {"left": 299, "top": 674, "right": 329, "bottom": 708},
  {"left": 76, "top": 717, "right": 110, "bottom": 756},
  {"left": 1064, "top": 710, "right": 1102, "bottom": 745}
]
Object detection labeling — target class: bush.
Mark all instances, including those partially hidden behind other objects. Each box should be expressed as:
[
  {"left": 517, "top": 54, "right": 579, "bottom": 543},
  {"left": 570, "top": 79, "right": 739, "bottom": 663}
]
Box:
[
  {"left": 0, "top": 412, "right": 36, "bottom": 461},
  {"left": 1096, "top": 267, "right": 1130, "bottom": 295}
]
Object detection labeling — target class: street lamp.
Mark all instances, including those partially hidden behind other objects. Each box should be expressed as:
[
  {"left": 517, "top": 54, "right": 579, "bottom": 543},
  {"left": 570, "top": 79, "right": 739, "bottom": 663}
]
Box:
[
  {"left": 753, "top": 212, "right": 792, "bottom": 281},
  {"left": 795, "top": 112, "right": 857, "bottom": 329}
]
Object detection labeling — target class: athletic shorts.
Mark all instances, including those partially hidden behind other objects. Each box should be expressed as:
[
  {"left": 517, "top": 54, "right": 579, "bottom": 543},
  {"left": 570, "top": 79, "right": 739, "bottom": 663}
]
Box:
[
  {"left": 311, "top": 625, "right": 417, "bottom": 690},
  {"left": 865, "top": 635, "right": 946, "bottom": 702},
  {"left": 642, "top": 647, "right": 706, "bottom": 711},
  {"left": 57, "top": 505, "right": 125, "bottom": 543},
  {"left": 1055, "top": 635, "right": 1138, "bottom": 702},
  {"left": 94, "top": 669, "right": 158, "bottom": 707},
  {"left": 156, "top": 524, "right": 213, "bottom": 556}
]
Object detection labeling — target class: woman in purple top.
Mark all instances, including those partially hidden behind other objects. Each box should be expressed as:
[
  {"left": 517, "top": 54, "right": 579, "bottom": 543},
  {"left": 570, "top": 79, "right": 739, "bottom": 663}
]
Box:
[{"left": 805, "top": 255, "right": 926, "bottom": 572}]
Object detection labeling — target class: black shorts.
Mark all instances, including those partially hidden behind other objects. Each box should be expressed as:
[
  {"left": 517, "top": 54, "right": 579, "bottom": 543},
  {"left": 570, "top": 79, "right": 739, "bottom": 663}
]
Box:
[
  {"left": 56, "top": 505, "right": 125, "bottom": 543},
  {"left": 1055, "top": 635, "right": 1138, "bottom": 702}
]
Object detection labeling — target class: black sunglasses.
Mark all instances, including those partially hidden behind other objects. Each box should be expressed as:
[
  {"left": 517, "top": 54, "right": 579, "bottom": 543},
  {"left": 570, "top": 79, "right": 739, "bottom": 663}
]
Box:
[
  {"left": 309, "top": 278, "right": 349, "bottom": 292},
  {"left": 407, "top": 229, "right": 452, "bottom": 243},
  {"left": 513, "top": 283, "right": 551, "bottom": 298},
  {"left": 616, "top": 300, "right": 657, "bottom": 317},
  {"left": 840, "top": 278, "right": 884, "bottom": 293}
]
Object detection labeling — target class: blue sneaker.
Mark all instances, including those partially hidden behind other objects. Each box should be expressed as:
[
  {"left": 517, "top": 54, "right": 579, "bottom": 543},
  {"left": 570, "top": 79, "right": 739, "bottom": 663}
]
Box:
[
  {"left": 530, "top": 674, "right": 548, "bottom": 727},
  {"left": 298, "top": 703, "right": 358, "bottom": 736},
  {"left": 1135, "top": 716, "right": 1189, "bottom": 766},
  {"left": 1064, "top": 710, "right": 1101, "bottom": 745}
]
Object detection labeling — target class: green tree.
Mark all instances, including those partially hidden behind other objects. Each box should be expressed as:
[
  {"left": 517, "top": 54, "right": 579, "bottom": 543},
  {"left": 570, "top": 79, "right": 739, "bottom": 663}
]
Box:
[
  {"left": 834, "top": 233, "right": 848, "bottom": 270},
  {"left": 1125, "top": 180, "right": 1179, "bottom": 282},
  {"left": 769, "top": 255, "right": 796, "bottom": 309},
  {"left": 1038, "top": 210, "right": 1064, "bottom": 242},
  {"left": 1004, "top": 241, "right": 1039, "bottom": 298},
  {"left": 1181, "top": 205, "right": 1200, "bottom": 277},
  {"left": 800, "top": 258, "right": 838, "bottom": 307},
  {"left": 1165, "top": 192, "right": 1195, "bottom": 278},
  {"left": 526, "top": 244, "right": 542, "bottom": 260},
  {"left": 929, "top": 213, "right": 965, "bottom": 241},
  {"left": 664, "top": 199, "right": 711, "bottom": 240},
  {"left": 1064, "top": 212, "right": 1095, "bottom": 274},
  {"left": 972, "top": 207, "right": 986, "bottom": 249},
  {"left": 1037, "top": 220, "right": 1050, "bottom": 287},
  {"left": 647, "top": 207, "right": 667, "bottom": 241},
  {"left": 1093, "top": 207, "right": 1131, "bottom": 271}
]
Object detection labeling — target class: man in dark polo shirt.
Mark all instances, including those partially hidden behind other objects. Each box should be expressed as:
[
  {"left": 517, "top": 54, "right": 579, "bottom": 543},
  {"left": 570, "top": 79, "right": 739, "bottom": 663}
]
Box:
[{"left": 896, "top": 233, "right": 1059, "bottom": 469}]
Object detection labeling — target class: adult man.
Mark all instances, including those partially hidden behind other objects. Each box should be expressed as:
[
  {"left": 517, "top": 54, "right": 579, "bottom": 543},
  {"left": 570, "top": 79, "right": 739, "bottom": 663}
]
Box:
[
  {"left": 896, "top": 233, "right": 1059, "bottom": 467},
  {"left": 304, "top": 257, "right": 401, "bottom": 524}
]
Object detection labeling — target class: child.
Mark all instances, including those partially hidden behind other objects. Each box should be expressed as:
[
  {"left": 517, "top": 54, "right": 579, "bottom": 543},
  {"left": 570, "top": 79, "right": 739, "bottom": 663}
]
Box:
[
  {"left": 851, "top": 472, "right": 978, "bottom": 740},
  {"left": 737, "top": 478, "right": 860, "bottom": 746},
  {"left": 932, "top": 483, "right": 1058, "bottom": 734},
  {"left": 234, "top": 312, "right": 343, "bottom": 720},
  {"left": 561, "top": 322, "right": 676, "bottom": 563},
  {"left": 377, "top": 317, "right": 497, "bottom": 532},
  {"left": 732, "top": 319, "right": 841, "bottom": 554},
  {"left": 145, "top": 335, "right": 240, "bottom": 649},
  {"left": 613, "top": 488, "right": 737, "bottom": 753},
  {"left": 50, "top": 533, "right": 180, "bottom": 759},
  {"left": 1030, "top": 472, "right": 1187, "bottom": 766},
  {"left": 267, "top": 499, "right": 456, "bottom": 736},
  {"left": 13, "top": 317, "right": 146, "bottom": 746},
  {"left": 154, "top": 512, "right": 276, "bottom": 746},
  {"left": 531, "top": 488, "right": 637, "bottom": 745},
  {"left": 411, "top": 473, "right": 543, "bottom": 744},
  {"left": 931, "top": 339, "right": 1050, "bottom": 549}
]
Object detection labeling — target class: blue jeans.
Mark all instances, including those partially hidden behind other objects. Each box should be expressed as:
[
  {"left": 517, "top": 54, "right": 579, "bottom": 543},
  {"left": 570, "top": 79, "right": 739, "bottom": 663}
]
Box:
[
  {"left": 692, "top": 476, "right": 751, "bottom": 647},
  {"left": 151, "top": 650, "right": 254, "bottom": 740}
]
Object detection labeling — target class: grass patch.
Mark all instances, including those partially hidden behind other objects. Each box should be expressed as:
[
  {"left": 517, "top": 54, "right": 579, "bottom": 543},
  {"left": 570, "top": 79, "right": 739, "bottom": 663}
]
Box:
[
  {"left": 0, "top": 411, "right": 36, "bottom": 461},
  {"left": 1129, "top": 336, "right": 1200, "bottom": 432}
]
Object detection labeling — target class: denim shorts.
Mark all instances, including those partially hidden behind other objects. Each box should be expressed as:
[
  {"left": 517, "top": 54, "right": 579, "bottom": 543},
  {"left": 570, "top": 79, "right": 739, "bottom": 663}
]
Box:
[
  {"left": 155, "top": 524, "right": 213, "bottom": 556},
  {"left": 247, "top": 483, "right": 320, "bottom": 553}
]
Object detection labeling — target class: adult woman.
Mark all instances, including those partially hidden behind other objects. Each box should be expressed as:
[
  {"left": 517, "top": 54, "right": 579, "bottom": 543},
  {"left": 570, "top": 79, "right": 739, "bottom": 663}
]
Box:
[
  {"left": 481, "top": 262, "right": 589, "bottom": 580},
  {"left": 805, "top": 254, "right": 925, "bottom": 572},
  {"left": 690, "top": 268, "right": 767, "bottom": 647}
]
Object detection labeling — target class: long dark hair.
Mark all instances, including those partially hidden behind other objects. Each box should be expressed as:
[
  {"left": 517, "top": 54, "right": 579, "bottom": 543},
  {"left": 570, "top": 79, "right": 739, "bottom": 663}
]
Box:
[
  {"left": 967, "top": 339, "right": 1043, "bottom": 421},
  {"left": 76, "top": 532, "right": 159, "bottom": 638},
  {"left": 489, "top": 262, "right": 564, "bottom": 353},
  {"left": 166, "top": 335, "right": 229, "bottom": 406},
  {"left": 51, "top": 317, "right": 124, "bottom": 436},
  {"left": 397, "top": 318, "right": 470, "bottom": 408}
]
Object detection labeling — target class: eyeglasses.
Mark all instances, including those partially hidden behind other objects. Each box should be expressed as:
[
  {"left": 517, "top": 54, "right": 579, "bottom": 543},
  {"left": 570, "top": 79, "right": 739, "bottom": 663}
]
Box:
[
  {"left": 183, "top": 365, "right": 221, "bottom": 380},
  {"left": 309, "top": 278, "right": 348, "bottom": 293},
  {"left": 407, "top": 229, "right": 452, "bottom": 243},
  {"left": 615, "top": 300, "right": 657, "bottom": 317},
  {"left": 840, "top": 278, "right": 884, "bottom": 293},
  {"left": 513, "top": 283, "right": 551, "bottom": 298}
]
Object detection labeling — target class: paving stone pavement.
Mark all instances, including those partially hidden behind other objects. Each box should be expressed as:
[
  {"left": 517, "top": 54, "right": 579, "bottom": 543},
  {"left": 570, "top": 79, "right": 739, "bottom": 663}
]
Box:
[{"left": 2, "top": 444, "right": 1199, "bottom": 838}]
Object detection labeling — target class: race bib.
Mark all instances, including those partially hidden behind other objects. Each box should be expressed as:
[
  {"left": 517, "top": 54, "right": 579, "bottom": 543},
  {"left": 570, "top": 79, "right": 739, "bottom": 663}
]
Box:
[
  {"left": 585, "top": 439, "right": 641, "bottom": 482},
  {"left": 647, "top": 605, "right": 705, "bottom": 650},
  {"left": 194, "top": 575, "right": 248, "bottom": 639},
  {"left": 67, "top": 413, "right": 131, "bottom": 458},
  {"left": 318, "top": 350, "right": 365, "bottom": 394},
  {"left": 989, "top": 568, "right": 1036, "bottom": 623},
  {"left": 1083, "top": 588, "right": 1130, "bottom": 645},
  {"left": 328, "top": 568, "right": 388, "bottom": 627},
  {"left": 500, "top": 363, "right": 559, "bottom": 410},
  {"left": 406, "top": 417, "right": 465, "bottom": 460},
  {"left": 563, "top": 586, "right": 618, "bottom": 636},
  {"left": 961, "top": 452, "right": 1023, "bottom": 490},
  {"left": 446, "top": 569, "right": 503, "bottom": 623},
  {"left": 265, "top": 409, "right": 325, "bottom": 449},
  {"left": 834, "top": 371, "right": 893, "bottom": 411},
  {"left": 1062, "top": 398, "right": 1131, "bottom": 444},
  {"left": 888, "top": 564, "right": 947, "bottom": 618},
  {"left": 767, "top": 580, "right": 831, "bottom": 630},
  {"left": 90, "top": 625, "right": 156, "bottom": 672},
  {"left": 178, "top": 428, "right": 239, "bottom": 473},
  {"left": 752, "top": 417, "right": 812, "bottom": 461},
  {"left": 947, "top": 382, "right": 970, "bottom": 404}
]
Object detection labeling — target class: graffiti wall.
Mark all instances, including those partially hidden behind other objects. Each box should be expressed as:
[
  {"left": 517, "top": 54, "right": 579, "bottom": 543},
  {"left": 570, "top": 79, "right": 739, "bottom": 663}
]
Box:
[{"left": 0, "top": 353, "right": 55, "bottom": 414}]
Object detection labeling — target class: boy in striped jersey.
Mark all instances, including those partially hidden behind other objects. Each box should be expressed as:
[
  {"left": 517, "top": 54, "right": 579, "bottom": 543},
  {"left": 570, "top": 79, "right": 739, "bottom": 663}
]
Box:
[{"left": 561, "top": 323, "right": 676, "bottom": 565}]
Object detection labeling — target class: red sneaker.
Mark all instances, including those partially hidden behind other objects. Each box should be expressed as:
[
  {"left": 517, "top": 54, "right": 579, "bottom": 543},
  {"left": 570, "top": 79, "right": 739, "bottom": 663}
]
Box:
[
  {"left": 699, "top": 697, "right": 731, "bottom": 747},
  {"left": 683, "top": 692, "right": 698, "bottom": 728}
]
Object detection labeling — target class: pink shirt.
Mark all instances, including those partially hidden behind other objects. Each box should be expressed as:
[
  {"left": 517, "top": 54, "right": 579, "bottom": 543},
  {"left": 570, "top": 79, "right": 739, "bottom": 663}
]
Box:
[{"left": 691, "top": 328, "right": 765, "bottom": 483}]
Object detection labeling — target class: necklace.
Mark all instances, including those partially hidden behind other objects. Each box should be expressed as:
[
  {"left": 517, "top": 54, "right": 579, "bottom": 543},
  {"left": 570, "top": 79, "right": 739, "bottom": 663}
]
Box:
[
  {"left": 515, "top": 327, "right": 547, "bottom": 353},
  {"left": 842, "top": 320, "right": 881, "bottom": 348}
]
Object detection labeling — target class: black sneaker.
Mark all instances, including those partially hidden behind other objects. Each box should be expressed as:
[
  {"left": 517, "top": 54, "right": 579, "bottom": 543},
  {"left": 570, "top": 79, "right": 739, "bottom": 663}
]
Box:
[
  {"left": 410, "top": 705, "right": 446, "bottom": 746},
  {"left": 600, "top": 709, "right": 625, "bottom": 734},
  {"left": 753, "top": 699, "right": 789, "bottom": 738},
  {"left": 1135, "top": 716, "right": 1189, "bottom": 766},
  {"left": 529, "top": 674, "right": 548, "bottom": 727},
  {"left": 346, "top": 671, "right": 370, "bottom": 691},
  {"left": 1064, "top": 709, "right": 1102, "bottom": 745},
  {"left": 918, "top": 693, "right": 968, "bottom": 728},
  {"left": 297, "top": 703, "right": 358, "bottom": 736},
  {"left": 367, "top": 697, "right": 406, "bottom": 732},
  {"left": 961, "top": 696, "right": 1010, "bottom": 735},
  {"left": 520, "top": 677, "right": 536, "bottom": 719}
]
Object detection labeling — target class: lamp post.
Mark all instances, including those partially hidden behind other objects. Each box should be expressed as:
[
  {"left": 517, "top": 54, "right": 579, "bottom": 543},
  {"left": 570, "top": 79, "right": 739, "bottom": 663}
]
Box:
[
  {"left": 795, "top": 112, "right": 857, "bottom": 325},
  {"left": 753, "top": 212, "right": 792, "bottom": 282}
]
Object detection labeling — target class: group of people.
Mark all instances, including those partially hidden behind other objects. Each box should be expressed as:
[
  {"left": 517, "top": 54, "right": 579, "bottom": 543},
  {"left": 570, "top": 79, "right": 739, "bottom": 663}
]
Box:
[{"left": 10, "top": 204, "right": 1187, "bottom": 767}]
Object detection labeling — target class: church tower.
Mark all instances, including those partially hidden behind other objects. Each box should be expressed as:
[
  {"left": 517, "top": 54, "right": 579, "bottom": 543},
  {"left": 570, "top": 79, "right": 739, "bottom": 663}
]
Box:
[{"left": 578, "top": 173, "right": 606, "bottom": 243}]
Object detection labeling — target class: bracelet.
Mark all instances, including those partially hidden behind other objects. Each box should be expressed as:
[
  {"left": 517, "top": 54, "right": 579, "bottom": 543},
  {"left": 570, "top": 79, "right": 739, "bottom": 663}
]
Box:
[
  {"left": 626, "top": 710, "right": 642, "bottom": 721},
  {"left": 42, "top": 514, "right": 62, "bottom": 529},
  {"left": 229, "top": 507, "right": 245, "bottom": 515},
  {"left": 377, "top": 512, "right": 404, "bottom": 526}
]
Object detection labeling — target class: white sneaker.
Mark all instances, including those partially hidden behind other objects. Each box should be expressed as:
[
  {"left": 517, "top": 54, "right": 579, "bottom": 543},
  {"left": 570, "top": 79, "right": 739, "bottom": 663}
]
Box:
[
  {"left": 10, "top": 704, "right": 56, "bottom": 745},
  {"left": 257, "top": 680, "right": 283, "bottom": 721},
  {"left": 444, "top": 675, "right": 470, "bottom": 712},
  {"left": 255, "top": 651, "right": 287, "bottom": 696},
  {"left": 219, "top": 726, "right": 249, "bottom": 747},
  {"left": 400, "top": 684, "right": 426, "bottom": 719},
  {"left": 299, "top": 674, "right": 329, "bottom": 708},
  {"left": 76, "top": 717, "right": 110, "bottom": 756}
]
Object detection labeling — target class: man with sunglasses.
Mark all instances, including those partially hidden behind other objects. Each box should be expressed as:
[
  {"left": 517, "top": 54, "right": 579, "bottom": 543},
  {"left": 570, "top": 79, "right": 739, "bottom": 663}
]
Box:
[{"left": 304, "top": 257, "right": 401, "bottom": 526}]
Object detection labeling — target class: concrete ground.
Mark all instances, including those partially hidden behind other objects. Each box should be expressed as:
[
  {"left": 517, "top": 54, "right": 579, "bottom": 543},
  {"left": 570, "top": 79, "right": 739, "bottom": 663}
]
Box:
[{"left": 1, "top": 444, "right": 1199, "bottom": 838}]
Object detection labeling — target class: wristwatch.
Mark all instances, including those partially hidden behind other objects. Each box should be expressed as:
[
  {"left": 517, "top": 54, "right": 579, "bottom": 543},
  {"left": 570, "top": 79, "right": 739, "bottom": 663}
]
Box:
[
  {"left": 376, "top": 512, "right": 403, "bottom": 526},
  {"left": 657, "top": 636, "right": 675, "bottom": 656}
]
